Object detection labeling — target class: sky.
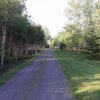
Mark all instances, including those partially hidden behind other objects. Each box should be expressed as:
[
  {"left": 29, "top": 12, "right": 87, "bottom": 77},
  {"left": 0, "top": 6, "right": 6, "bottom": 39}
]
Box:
[{"left": 26, "top": 0, "right": 68, "bottom": 37}]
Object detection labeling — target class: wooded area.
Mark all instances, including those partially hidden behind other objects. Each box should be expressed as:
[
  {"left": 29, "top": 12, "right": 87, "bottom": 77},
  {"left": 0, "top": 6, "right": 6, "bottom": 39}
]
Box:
[
  {"left": 0, "top": 0, "right": 48, "bottom": 68},
  {"left": 51, "top": 0, "right": 100, "bottom": 59}
]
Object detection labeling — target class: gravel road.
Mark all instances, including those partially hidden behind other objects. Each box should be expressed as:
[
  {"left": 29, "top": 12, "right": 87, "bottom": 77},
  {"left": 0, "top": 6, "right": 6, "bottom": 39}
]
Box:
[{"left": 0, "top": 49, "right": 74, "bottom": 100}]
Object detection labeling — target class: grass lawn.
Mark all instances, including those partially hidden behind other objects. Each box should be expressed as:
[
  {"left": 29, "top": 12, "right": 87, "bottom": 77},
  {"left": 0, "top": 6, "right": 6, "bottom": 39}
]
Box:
[
  {"left": 53, "top": 49, "right": 100, "bottom": 100},
  {"left": 0, "top": 52, "right": 41, "bottom": 86}
]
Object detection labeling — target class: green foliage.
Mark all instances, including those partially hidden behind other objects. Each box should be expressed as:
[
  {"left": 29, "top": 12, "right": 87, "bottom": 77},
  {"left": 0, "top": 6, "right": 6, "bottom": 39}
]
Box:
[
  {"left": 54, "top": 0, "right": 100, "bottom": 58},
  {"left": 0, "top": 0, "right": 46, "bottom": 67},
  {"left": 50, "top": 37, "right": 58, "bottom": 48},
  {"left": 85, "top": 36, "right": 100, "bottom": 53}
]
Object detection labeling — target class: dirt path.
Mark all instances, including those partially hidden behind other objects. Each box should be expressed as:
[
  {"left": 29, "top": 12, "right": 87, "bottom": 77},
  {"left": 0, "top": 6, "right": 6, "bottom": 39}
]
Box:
[{"left": 0, "top": 49, "right": 74, "bottom": 100}]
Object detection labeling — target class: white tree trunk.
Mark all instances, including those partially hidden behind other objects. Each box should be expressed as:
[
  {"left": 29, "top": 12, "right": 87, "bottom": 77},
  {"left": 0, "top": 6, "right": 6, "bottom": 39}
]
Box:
[
  {"left": 1, "top": 23, "right": 6, "bottom": 67},
  {"left": 35, "top": 43, "right": 38, "bottom": 54}
]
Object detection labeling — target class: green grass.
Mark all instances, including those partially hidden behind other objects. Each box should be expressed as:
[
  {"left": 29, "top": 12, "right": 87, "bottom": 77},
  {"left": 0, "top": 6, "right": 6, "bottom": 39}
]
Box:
[
  {"left": 53, "top": 49, "right": 100, "bottom": 100},
  {"left": 0, "top": 52, "right": 41, "bottom": 86}
]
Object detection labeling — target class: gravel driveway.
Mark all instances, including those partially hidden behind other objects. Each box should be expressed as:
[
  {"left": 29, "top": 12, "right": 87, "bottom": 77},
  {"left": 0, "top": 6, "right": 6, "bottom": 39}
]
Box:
[{"left": 0, "top": 49, "right": 74, "bottom": 100}]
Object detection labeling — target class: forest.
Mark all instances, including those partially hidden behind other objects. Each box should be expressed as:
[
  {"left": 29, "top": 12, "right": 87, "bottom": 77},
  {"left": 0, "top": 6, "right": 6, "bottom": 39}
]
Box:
[
  {"left": 51, "top": 0, "right": 100, "bottom": 59},
  {"left": 0, "top": 0, "right": 48, "bottom": 69}
]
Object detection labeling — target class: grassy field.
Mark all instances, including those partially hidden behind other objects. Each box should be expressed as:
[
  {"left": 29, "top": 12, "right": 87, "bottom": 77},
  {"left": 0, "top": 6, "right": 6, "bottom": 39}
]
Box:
[
  {"left": 53, "top": 49, "right": 100, "bottom": 100},
  {"left": 0, "top": 52, "right": 41, "bottom": 86}
]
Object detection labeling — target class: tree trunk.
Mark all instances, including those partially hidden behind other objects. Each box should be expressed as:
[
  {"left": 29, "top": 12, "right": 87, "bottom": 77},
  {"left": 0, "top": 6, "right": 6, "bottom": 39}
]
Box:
[
  {"left": 35, "top": 43, "right": 38, "bottom": 54},
  {"left": 1, "top": 23, "right": 6, "bottom": 67},
  {"left": 8, "top": 34, "right": 13, "bottom": 57}
]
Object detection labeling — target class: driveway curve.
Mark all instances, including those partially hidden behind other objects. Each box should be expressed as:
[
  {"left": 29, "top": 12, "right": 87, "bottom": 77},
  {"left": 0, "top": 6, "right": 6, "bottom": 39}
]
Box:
[{"left": 0, "top": 49, "right": 74, "bottom": 100}]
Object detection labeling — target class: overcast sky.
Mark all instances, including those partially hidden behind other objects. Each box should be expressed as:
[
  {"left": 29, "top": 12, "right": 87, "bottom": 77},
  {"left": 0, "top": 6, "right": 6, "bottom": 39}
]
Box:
[{"left": 26, "top": 0, "right": 68, "bottom": 37}]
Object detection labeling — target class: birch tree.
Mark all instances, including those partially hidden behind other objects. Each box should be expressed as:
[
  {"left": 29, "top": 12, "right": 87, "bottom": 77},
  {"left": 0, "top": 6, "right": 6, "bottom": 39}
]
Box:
[{"left": 0, "top": 0, "right": 25, "bottom": 67}]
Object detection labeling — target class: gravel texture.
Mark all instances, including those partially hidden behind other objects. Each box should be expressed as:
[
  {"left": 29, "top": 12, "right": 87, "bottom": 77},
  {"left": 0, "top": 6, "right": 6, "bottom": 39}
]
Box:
[{"left": 0, "top": 49, "right": 74, "bottom": 100}]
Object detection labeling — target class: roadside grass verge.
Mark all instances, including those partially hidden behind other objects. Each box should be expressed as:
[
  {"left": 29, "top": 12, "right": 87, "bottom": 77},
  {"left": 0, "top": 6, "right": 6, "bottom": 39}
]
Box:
[
  {"left": 53, "top": 49, "right": 100, "bottom": 100},
  {"left": 0, "top": 52, "right": 42, "bottom": 86}
]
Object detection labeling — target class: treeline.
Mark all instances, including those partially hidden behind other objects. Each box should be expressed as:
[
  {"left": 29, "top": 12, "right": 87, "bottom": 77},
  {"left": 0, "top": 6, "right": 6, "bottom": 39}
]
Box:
[
  {"left": 0, "top": 0, "right": 46, "bottom": 67},
  {"left": 51, "top": 0, "right": 100, "bottom": 59}
]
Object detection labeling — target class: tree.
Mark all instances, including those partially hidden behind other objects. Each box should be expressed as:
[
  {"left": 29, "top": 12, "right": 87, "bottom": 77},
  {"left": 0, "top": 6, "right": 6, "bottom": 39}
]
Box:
[
  {"left": 63, "top": 0, "right": 100, "bottom": 56},
  {"left": 34, "top": 25, "right": 45, "bottom": 53},
  {"left": 0, "top": 0, "right": 25, "bottom": 67},
  {"left": 82, "top": 0, "right": 100, "bottom": 57},
  {"left": 63, "top": 0, "right": 85, "bottom": 52},
  {"left": 43, "top": 27, "right": 52, "bottom": 47},
  {"left": 50, "top": 37, "right": 58, "bottom": 48}
]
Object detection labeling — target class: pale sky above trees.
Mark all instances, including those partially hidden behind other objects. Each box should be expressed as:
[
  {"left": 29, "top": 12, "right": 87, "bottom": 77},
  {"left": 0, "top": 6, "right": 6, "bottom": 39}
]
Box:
[{"left": 26, "top": 0, "right": 68, "bottom": 37}]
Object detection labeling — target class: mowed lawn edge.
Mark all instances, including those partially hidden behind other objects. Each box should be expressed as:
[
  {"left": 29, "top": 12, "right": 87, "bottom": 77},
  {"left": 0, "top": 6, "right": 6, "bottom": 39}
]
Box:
[
  {"left": 0, "top": 51, "right": 42, "bottom": 86},
  {"left": 53, "top": 49, "right": 100, "bottom": 100}
]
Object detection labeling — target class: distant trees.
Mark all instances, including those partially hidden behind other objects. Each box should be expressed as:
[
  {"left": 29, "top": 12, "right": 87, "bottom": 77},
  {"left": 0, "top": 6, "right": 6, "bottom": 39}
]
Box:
[
  {"left": 53, "top": 0, "right": 100, "bottom": 59},
  {"left": 0, "top": 0, "right": 46, "bottom": 67},
  {"left": 43, "top": 27, "right": 52, "bottom": 47},
  {"left": 50, "top": 37, "right": 58, "bottom": 48}
]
